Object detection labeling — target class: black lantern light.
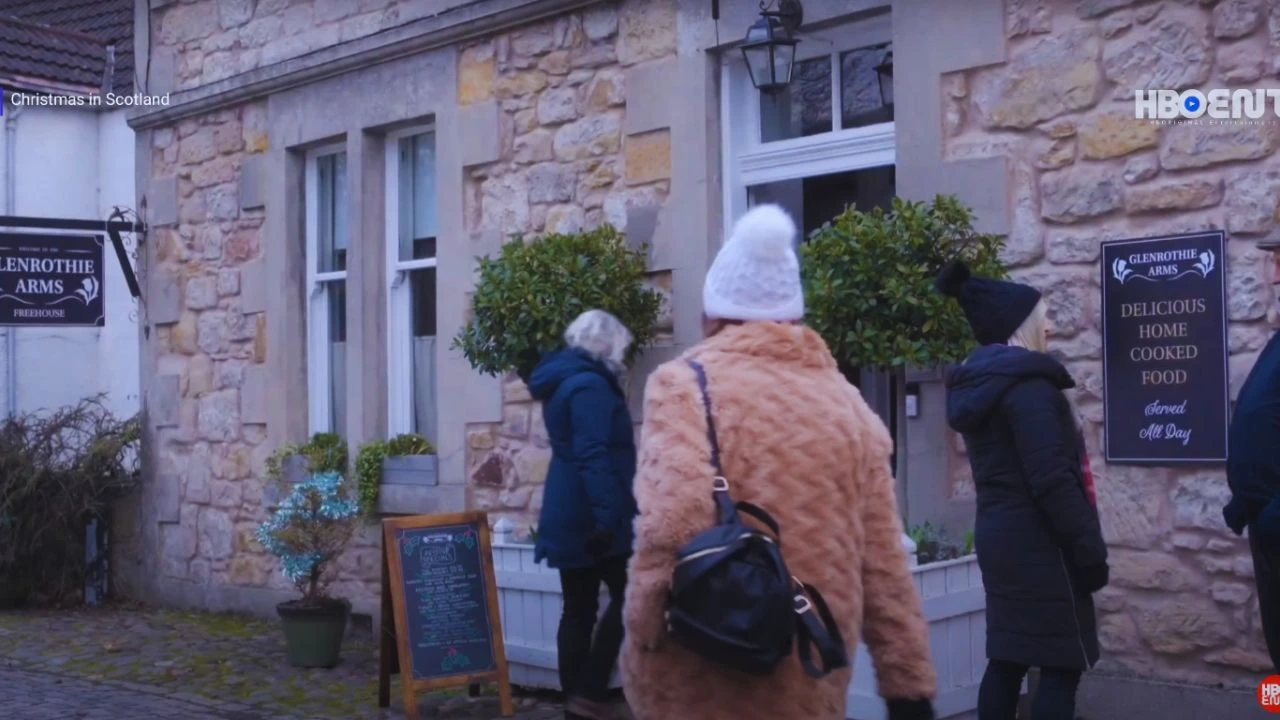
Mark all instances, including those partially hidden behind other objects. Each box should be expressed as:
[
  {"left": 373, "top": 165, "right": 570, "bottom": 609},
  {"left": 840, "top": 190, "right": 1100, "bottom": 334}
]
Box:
[
  {"left": 874, "top": 46, "right": 894, "bottom": 108},
  {"left": 741, "top": 0, "right": 804, "bottom": 94}
]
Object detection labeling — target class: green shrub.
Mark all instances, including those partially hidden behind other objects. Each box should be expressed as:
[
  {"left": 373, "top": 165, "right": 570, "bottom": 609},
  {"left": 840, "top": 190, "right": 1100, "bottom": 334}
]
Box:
[
  {"left": 800, "top": 195, "right": 1008, "bottom": 372},
  {"left": 453, "top": 225, "right": 663, "bottom": 380},
  {"left": 0, "top": 397, "right": 140, "bottom": 607},
  {"left": 353, "top": 433, "right": 436, "bottom": 514}
]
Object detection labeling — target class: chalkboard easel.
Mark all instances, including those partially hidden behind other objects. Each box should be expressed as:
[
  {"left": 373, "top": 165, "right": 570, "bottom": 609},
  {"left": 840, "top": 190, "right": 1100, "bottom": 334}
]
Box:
[{"left": 377, "top": 512, "right": 513, "bottom": 719}]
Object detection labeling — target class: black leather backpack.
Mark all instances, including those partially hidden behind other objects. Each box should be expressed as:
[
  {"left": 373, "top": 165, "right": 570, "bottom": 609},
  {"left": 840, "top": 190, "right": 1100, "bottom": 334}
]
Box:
[{"left": 665, "top": 359, "right": 849, "bottom": 678}]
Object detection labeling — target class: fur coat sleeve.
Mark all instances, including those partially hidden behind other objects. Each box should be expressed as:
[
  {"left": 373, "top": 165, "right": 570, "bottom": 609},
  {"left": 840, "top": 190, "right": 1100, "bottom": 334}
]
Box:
[{"left": 844, "top": 388, "right": 938, "bottom": 701}]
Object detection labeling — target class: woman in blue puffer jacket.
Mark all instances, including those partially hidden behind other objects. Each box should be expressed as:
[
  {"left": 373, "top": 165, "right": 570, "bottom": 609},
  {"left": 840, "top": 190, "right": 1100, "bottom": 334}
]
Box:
[{"left": 528, "top": 309, "right": 638, "bottom": 720}]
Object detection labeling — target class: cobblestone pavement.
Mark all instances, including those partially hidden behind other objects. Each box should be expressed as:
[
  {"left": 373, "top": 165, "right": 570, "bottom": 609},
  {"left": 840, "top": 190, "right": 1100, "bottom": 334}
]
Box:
[{"left": 0, "top": 605, "right": 565, "bottom": 719}]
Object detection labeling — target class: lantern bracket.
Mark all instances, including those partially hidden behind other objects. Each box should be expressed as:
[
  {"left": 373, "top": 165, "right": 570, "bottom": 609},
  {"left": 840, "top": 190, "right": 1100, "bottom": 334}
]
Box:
[{"left": 759, "top": 0, "right": 803, "bottom": 34}]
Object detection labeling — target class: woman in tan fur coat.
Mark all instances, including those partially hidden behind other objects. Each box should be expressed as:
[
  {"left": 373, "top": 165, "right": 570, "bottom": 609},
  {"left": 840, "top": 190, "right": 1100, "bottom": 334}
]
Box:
[{"left": 620, "top": 204, "right": 938, "bottom": 720}]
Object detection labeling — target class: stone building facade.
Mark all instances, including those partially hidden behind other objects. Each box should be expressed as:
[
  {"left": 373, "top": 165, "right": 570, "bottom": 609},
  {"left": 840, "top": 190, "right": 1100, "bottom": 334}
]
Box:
[{"left": 120, "top": 0, "right": 1280, "bottom": 713}]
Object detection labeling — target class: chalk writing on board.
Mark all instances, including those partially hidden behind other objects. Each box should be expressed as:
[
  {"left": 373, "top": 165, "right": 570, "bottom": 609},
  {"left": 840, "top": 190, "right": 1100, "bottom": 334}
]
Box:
[{"left": 395, "top": 524, "right": 496, "bottom": 679}]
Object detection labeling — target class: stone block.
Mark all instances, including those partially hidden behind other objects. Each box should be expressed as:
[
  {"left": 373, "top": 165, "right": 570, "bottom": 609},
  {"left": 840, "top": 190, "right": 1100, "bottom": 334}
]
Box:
[
  {"left": 154, "top": 473, "right": 181, "bottom": 525},
  {"left": 618, "top": 0, "right": 676, "bottom": 66},
  {"left": 1079, "top": 110, "right": 1159, "bottom": 159},
  {"left": 149, "top": 175, "right": 179, "bottom": 227},
  {"left": 624, "top": 58, "right": 675, "bottom": 134},
  {"left": 625, "top": 204, "right": 674, "bottom": 271},
  {"left": 458, "top": 45, "right": 496, "bottom": 105},
  {"left": 149, "top": 269, "right": 182, "bottom": 325},
  {"left": 149, "top": 48, "right": 177, "bottom": 96},
  {"left": 458, "top": 99, "right": 502, "bottom": 168},
  {"left": 150, "top": 374, "right": 181, "bottom": 428},
  {"left": 241, "top": 365, "right": 269, "bottom": 424},
  {"left": 971, "top": 28, "right": 1101, "bottom": 130},
  {"left": 624, "top": 129, "right": 671, "bottom": 185},
  {"left": 240, "top": 154, "right": 266, "bottom": 209},
  {"left": 240, "top": 259, "right": 267, "bottom": 314}
]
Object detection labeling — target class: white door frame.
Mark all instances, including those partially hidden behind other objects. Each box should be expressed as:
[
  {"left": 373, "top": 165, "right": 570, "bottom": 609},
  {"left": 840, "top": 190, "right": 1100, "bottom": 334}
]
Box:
[{"left": 720, "top": 10, "right": 896, "bottom": 240}]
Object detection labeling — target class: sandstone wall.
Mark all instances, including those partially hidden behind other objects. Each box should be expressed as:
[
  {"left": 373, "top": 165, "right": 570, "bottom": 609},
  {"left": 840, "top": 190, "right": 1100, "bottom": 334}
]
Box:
[
  {"left": 457, "top": 1, "right": 677, "bottom": 537},
  {"left": 153, "top": 0, "right": 479, "bottom": 90},
  {"left": 945, "top": 0, "right": 1279, "bottom": 685},
  {"left": 137, "top": 0, "right": 678, "bottom": 611}
]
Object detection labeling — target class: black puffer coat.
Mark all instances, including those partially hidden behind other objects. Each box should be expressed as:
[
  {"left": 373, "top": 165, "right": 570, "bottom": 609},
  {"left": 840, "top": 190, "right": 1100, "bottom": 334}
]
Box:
[{"left": 945, "top": 344, "right": 1107, "bottom": 671}]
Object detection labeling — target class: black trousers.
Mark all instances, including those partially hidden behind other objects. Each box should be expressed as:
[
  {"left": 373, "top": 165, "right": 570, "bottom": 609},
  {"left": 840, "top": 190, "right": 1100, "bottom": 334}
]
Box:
[
  {"left": 978, "top": 659, "right": 1081, "bottom": 720},
  {"left": 1250, "top": 525, "right": 1280, "bottom": 672},
  {"left": 557, "top": 554, "right": 628, "bottom": 702}
]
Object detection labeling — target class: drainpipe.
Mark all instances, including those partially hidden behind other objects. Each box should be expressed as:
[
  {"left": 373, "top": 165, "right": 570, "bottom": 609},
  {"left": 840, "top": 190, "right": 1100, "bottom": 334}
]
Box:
[{"left": 5, "top": 103, "right": 22, "bottom": 418}]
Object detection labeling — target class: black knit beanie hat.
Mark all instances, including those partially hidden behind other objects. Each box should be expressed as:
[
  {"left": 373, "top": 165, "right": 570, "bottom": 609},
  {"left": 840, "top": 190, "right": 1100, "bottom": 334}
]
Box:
[{"left": 935, "top": 260, "right": 1043, "bottom": 346}]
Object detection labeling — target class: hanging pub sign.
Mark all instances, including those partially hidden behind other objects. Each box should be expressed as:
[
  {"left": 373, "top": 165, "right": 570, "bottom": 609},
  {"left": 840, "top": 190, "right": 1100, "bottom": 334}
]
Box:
[
  {"left": 1100, "top": 230, "right": 1229, "bottom": 464},
  {"left": 0, "top": 232, "right": 104, "bottom": 326}
]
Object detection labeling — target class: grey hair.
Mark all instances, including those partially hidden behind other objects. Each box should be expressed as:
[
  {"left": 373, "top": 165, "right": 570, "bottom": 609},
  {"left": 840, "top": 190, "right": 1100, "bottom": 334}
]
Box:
[{"left": 564, "top": 309, "right": 633, "bottom": 369}]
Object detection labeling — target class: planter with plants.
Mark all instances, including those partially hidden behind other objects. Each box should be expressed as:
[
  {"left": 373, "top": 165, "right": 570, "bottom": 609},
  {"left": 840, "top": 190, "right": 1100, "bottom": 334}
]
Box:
[
  {"left": 453, "top": 224, "right": 663, "bottom": 383},
  {"left": 353, "top": 433, "right": 437, "bottom": 514},
  {"left": 799, "top": 196, "right": 1002, "bottom": 720},
  {"left": 263, "top": 432, "right": 348, "bottom": 506},
  {"left": 257, "top": 470, "right": 360, "bottom": 668}
]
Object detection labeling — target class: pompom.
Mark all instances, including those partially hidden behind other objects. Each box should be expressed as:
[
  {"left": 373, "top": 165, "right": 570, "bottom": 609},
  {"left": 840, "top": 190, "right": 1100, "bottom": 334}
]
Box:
[
  {"left": 727, "top": 204, "right": 797, "bottom": 259},
  {"left": 935, "top": 259, "right": 971, "bottom": 298}
]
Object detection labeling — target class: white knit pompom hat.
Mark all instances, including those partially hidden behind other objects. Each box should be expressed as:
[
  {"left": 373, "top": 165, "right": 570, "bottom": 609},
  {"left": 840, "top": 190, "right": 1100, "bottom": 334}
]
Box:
[{"left": 702, "top": 204, "right": 804, "bottom": 322}]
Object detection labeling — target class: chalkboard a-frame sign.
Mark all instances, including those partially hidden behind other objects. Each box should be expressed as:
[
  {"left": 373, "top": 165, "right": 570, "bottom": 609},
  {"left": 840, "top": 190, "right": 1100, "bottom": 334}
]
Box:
[
  {"left": 1100, "top": 230, "right": 1230, "bottom": 464},
  {"left": 377, "top": 513, "right": 513, "bottom": 719}
]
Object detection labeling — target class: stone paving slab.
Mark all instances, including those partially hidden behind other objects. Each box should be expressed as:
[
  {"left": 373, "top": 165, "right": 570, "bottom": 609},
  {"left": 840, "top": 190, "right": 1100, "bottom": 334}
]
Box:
[{"left": 0, "top": 605, "right": 565, "bottom": 719}]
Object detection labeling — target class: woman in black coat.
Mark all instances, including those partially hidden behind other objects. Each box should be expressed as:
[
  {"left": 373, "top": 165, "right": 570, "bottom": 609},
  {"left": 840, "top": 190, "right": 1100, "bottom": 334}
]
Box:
[{"left": 937, "top": 261, "right": 1109, "bottom": 720}]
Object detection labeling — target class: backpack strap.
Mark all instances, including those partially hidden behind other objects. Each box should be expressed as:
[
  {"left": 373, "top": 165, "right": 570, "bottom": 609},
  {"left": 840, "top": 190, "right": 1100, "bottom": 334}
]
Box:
[
  {"left": 794, "top": 580, "right": 849, "bottom": 678},
  {"left": 687, "top": 360, "right": 736, "bottom": 525}
]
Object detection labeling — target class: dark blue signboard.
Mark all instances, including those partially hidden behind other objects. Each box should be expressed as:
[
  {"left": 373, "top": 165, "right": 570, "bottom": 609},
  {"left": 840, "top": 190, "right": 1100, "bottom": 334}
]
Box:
[
  {"left": 0, "top": 232, "right": 105, "bottom": 326},
  {"left": 1100, "top": 230, "right": 1229, "bottom": 464}
]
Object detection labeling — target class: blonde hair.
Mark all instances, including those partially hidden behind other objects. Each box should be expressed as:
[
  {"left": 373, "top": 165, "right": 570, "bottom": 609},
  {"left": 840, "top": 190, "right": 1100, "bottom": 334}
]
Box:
[
  {"left": 564, "top": 309, "right": 633, "bottom": 368},
  {"left": 1007, "top": 300, "right": 1048, "bottom": 353},
  {"left": 1008, "top": 300, "right": 1083, "bottom": 429}
]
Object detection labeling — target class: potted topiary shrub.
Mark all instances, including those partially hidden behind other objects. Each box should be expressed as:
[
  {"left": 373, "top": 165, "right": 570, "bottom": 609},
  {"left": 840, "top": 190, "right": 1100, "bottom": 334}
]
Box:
[
  {"left": 353, "top": 433, "right": 437, "bottom": 514},
  {"left": 452, "top": 225, "right": 663, "bottom": 382},
  {"left": 257, "top": 470, "right": 360, "bottom": 668}
]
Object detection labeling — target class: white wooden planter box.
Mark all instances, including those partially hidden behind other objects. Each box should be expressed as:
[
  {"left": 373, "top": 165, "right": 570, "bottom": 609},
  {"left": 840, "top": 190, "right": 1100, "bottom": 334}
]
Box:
[
  {"left": 492, "top": 525, "right": 985, "bottom": 720},
  {"left": 846, "top": 554, "right": 985, "bottom": 720},
  {"left": 492, "top": 534, "right": 622, "bottom": 690}
]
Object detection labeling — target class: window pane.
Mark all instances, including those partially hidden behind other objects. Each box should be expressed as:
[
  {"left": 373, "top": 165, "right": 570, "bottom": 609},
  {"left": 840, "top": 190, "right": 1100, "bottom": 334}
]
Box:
[
  {"left": 327, "top": 280, "right": 347, "bottom": 436},
  {"left": 410, "top": 267, "right": 437, "bottom": 442},
  {"left": 317, "top": 153, "right": 348, "bottom": 273},
  {"left": 399, "top": 133, "right": 437, "bottom": 262},
  {"left": 759, "top": 56, "right": 832, "bottom": 143},
  {"left": 841, "top": 44, "right": 893, "bottom": 129}
]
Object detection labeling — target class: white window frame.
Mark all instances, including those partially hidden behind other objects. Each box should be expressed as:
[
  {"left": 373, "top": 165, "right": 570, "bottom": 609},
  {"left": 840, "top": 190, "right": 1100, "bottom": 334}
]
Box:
[
  {"left": 305, "top": 142, "right": 348, "bottom": 436},
  {"left": 384, "top": 124, "right": 438, "bottom": 436},
  {"left": 721, "top": 10, "right": 895, "bottom": 239}
]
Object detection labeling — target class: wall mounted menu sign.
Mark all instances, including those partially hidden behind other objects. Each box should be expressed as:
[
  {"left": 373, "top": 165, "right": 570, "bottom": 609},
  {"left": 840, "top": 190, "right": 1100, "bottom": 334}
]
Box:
[
  {"left": 1100, "top": 231, "right": 1229, "bottom": 464},
  {"left": 377, "top": 513, "right": 512, "bottom": 719},
  {"left": 0, "top": 232, "right": 105, "bottom": 326}
]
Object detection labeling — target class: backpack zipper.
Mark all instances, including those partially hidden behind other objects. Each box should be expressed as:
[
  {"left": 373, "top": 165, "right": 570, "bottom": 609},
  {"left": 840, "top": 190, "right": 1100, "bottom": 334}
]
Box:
[{"left": 675, "top": 533, "right": 775, "bottom": 566}]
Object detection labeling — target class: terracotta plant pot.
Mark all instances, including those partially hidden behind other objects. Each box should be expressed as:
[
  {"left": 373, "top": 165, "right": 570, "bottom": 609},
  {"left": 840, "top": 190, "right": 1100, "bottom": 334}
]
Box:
[{"left": 276, "top": 598, "right": 350, "bottom": 668}]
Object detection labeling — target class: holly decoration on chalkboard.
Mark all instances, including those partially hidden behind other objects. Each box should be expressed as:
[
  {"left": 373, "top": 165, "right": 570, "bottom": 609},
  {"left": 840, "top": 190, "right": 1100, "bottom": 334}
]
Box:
[
  {"left": 456, "top": 529, "right": 478, "bottom": 549},
  {"left": 257, "top": 471, "right": 360, "bottom": 607},
  {"left": 441, "top": 647, "right": 473, "bottom": 673}
]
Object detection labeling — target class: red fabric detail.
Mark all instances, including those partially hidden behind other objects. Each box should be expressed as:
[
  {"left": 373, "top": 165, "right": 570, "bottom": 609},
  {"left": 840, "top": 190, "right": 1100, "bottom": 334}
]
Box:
[{"left": 1078, "top": 432, "right": 1098, "bottom": 508}]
